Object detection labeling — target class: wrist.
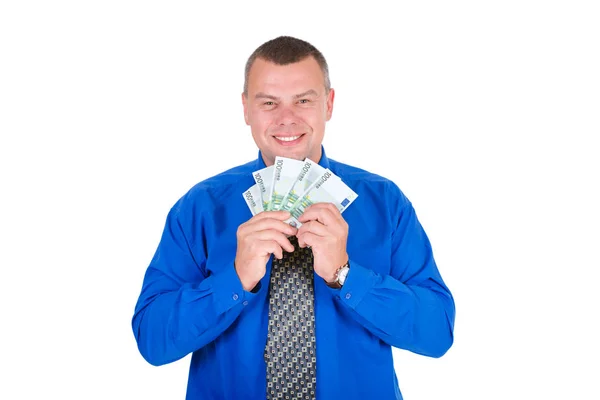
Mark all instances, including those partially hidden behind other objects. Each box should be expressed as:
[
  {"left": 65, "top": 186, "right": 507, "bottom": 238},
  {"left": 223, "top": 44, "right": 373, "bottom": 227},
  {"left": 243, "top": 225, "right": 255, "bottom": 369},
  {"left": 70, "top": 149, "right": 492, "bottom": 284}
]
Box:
[
  {"left": 325, "top": 260, "right": 350, "bottom": 288},
  {"left": 234, "top": 261, "right": 259, "bottom": 292}
]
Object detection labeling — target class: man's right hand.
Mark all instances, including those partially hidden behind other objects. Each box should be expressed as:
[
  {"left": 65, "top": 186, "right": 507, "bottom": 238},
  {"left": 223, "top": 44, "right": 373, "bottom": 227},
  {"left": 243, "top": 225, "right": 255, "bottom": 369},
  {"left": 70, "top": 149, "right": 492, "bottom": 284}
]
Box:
[{"left": 234, "top": 211, "right": 298, "bottom": 291}]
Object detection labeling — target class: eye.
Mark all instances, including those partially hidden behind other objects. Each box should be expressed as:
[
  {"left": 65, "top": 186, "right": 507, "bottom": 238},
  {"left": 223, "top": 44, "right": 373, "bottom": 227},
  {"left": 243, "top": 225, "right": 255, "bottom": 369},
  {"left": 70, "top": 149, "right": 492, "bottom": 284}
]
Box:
[
  {"left": 298, "top": 99, "right": 310, "bottom": 104},
  {"left": 264, "top": 101, "right": 274, "bottom": 106}
]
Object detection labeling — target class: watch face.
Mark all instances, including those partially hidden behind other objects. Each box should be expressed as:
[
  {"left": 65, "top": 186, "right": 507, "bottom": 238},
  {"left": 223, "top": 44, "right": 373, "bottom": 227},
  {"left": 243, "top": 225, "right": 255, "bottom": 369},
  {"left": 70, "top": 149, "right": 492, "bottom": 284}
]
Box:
[{"left": 338, "top": 267, "right": 349, "bottom": 285}]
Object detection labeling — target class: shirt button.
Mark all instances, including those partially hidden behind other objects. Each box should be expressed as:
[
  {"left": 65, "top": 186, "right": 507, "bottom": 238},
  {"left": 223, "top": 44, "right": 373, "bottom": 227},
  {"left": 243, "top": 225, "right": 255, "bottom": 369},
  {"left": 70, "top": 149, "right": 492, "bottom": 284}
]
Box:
[
  {"left": 232, "top": 294, "right": 239, "bottom": 301},
  {"left": 243, "top": 301, "right": 248, "bottom": 306},
  {"left": 345, "top": 293, "right": 352, "bottom": 300}
]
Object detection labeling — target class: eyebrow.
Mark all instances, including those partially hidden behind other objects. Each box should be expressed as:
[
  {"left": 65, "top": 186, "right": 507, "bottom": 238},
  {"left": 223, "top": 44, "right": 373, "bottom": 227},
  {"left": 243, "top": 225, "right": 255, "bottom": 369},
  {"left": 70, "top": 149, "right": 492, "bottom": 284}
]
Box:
[
  {"left": 294, "top": 89, "right": 319, "bottom": 99},
  {"left": 254, "top": 89, "right": 319, "bottom": 101}
]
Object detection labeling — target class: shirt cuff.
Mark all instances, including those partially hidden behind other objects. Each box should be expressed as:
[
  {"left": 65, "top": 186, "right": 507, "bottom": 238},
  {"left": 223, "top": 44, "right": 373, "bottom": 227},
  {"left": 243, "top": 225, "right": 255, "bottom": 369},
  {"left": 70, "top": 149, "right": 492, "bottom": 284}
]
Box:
[
  {"left": 211, "top": 262, "right": 259, "bottom": 315},
  {"left": 334, "top": 260, "right": 378, "bottom": 309}
]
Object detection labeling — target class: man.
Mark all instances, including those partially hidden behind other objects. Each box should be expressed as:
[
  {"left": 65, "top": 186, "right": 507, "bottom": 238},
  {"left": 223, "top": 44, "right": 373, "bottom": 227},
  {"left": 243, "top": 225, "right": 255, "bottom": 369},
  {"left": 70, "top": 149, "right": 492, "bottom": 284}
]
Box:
[{"left": 132, "top": 36, "right": 455, "bottom": 399}]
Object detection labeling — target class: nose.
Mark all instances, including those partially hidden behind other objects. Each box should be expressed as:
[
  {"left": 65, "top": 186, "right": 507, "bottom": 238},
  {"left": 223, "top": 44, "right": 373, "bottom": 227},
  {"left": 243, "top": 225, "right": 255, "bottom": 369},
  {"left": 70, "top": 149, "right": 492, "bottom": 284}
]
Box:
[{"left": 273, "top": 104, "right": 298, "bottom": 127}]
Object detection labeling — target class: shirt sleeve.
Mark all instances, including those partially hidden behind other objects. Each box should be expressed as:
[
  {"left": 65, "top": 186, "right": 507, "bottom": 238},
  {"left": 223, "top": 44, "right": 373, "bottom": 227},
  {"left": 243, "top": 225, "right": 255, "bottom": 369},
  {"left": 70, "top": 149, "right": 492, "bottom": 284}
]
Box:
[
  {"left": 131, "top": 199, "right": 259, "bottom": 366},
  {"left": 331, "top": 198, "right": 455, "bottom": 358}
]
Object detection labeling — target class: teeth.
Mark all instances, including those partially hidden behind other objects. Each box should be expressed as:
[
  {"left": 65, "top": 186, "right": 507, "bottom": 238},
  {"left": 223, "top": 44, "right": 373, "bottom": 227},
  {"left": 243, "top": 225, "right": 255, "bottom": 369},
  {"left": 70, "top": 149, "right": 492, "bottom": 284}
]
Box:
[{"left": 276, "top": 135, "right": 300, "bottom": 142}]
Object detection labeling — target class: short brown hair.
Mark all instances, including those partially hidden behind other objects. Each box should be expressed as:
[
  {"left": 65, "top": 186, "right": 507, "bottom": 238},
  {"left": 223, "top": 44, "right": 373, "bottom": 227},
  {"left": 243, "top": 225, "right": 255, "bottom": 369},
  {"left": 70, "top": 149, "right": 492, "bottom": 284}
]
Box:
[{"left": 243, "top": 36, "right": 331, "bottom": 96}]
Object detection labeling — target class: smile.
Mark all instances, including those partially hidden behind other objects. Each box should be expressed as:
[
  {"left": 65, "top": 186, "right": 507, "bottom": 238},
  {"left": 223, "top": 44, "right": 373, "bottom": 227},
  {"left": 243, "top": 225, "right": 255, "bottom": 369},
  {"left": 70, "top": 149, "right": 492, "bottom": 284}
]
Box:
[
  {"left": 274, "top": 134, "right": 304, "bottom": 145},
  {"left": 275, "top": 135, "right": 302, "bottom": 142}
]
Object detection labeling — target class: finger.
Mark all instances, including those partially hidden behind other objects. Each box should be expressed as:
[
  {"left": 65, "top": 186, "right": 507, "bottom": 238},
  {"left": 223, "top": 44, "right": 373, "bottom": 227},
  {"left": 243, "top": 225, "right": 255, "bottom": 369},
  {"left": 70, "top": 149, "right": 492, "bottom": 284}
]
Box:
[
  {"left": 306, "top": 203, "right": 343, "bottom": 220},
  {"left": 249, "top": 230, "right": 295, "bottom": 253},
  {"left": 253, "top": 210, "right": 292, "bottom": 221},
  {"left": 298, "top": 204, "right": 338, "bottom": 226},
  {"left": 265, "top": 241, "right": 284, "bottom": 260},
  {"left": 310, "top": 203, "right": 346, "bottom": 227},
  {"left": 297, "top": 231, "right": 319, "bottom": 248},
  {"left": 297, "top": 220, "right": 329, "bottom": 238},
  {"left": 239, "top": 211, "right": 289, "bottom": 233},
  {"left": 296, "top": 231, "right": 307, "bottom": 248},
  {"left": 245, "top": 217, "right": 298, "bottom": 236}
]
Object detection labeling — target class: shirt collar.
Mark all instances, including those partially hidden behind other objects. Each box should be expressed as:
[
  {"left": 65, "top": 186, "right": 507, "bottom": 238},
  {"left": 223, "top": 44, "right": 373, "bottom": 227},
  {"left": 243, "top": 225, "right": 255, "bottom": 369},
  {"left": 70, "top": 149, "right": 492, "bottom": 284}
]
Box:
[{"left": 254, "top": 145, "right": 330, "bottom": 170}]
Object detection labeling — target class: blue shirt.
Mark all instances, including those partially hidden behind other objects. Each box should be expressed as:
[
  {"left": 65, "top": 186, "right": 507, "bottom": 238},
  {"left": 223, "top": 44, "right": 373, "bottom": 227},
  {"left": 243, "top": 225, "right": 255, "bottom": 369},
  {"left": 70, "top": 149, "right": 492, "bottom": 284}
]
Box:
[{"left": 132, "top": 147, "right": 455, "bottom": 399}]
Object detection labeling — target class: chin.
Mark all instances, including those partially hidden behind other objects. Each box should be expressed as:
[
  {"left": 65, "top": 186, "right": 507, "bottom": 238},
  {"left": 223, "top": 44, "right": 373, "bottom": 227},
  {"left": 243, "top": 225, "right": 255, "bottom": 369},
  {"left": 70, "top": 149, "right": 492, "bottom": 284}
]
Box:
[{"left": 281, "top": 150, "right": 308, "bottom": 161}]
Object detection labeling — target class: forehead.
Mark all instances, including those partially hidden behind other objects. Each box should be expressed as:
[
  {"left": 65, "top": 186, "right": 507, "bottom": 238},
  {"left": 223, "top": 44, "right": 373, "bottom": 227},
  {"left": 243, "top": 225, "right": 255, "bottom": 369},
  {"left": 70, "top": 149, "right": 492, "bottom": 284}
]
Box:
[{"left": 247, "top": 57, "right": 325, "bottom": 95}]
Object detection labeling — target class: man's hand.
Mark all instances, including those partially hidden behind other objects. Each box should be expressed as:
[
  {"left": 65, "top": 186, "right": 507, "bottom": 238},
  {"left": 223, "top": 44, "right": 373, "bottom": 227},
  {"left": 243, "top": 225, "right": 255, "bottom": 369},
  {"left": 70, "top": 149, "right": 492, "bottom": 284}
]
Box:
[
  {"left": 296, "top": 203, "right": 349, "bottom": 283},
  {"left": 235, "top": 211, "right": 298, "bottom": 291}
]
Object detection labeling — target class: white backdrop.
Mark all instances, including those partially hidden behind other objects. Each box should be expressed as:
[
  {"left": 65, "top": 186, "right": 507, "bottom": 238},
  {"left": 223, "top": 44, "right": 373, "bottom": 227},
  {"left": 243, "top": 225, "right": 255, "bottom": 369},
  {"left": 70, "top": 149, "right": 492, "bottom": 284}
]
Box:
[{"left": 1, "top": 1, "right": 599, "bottom": 399}]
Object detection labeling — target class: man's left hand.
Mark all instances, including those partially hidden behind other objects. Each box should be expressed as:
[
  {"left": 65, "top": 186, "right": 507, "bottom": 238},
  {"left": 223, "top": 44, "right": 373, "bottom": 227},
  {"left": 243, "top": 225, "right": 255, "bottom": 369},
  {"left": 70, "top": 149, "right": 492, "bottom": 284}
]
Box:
[{"left": 296, "top": 203, "right": 349, "bottom": 283}]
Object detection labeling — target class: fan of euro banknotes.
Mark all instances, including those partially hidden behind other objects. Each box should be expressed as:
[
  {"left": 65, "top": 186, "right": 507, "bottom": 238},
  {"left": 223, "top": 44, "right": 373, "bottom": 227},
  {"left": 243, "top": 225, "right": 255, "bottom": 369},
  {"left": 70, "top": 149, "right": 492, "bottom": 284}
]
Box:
[{"left": 242, "top": 156, "right": 358, "bottom": 228}]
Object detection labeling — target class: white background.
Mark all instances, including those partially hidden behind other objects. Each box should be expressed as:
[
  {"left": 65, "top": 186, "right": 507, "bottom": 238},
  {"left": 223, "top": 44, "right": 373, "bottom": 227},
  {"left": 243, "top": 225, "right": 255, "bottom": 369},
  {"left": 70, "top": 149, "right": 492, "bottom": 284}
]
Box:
[{"left": 1, "top": 1, "right": 599, "bottom": 399}]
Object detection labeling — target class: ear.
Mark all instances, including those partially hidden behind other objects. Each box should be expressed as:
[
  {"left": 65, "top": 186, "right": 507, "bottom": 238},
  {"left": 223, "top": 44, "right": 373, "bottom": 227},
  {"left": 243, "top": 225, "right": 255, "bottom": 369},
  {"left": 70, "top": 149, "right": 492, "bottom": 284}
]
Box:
[
  {"left": 242, "top": 92, "right": 250, "bottom": 125},
  {"left": 325, "top": 88, "right": 335, "bottom": 121}
]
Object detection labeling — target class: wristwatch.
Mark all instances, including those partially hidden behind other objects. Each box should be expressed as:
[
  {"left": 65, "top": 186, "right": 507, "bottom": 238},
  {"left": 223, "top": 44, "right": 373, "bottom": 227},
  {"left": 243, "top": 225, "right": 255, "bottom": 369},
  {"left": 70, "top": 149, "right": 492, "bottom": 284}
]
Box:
[{"left": 325, "top": 261, "right": 350, "bottom": 289}]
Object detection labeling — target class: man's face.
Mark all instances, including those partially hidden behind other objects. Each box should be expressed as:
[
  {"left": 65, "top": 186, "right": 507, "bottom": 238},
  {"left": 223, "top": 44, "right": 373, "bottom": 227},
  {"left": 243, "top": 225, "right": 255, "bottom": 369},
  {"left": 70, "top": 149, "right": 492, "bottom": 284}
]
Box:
[{"left": 242, "top": 57, "right": 335, "bottom": 166}]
